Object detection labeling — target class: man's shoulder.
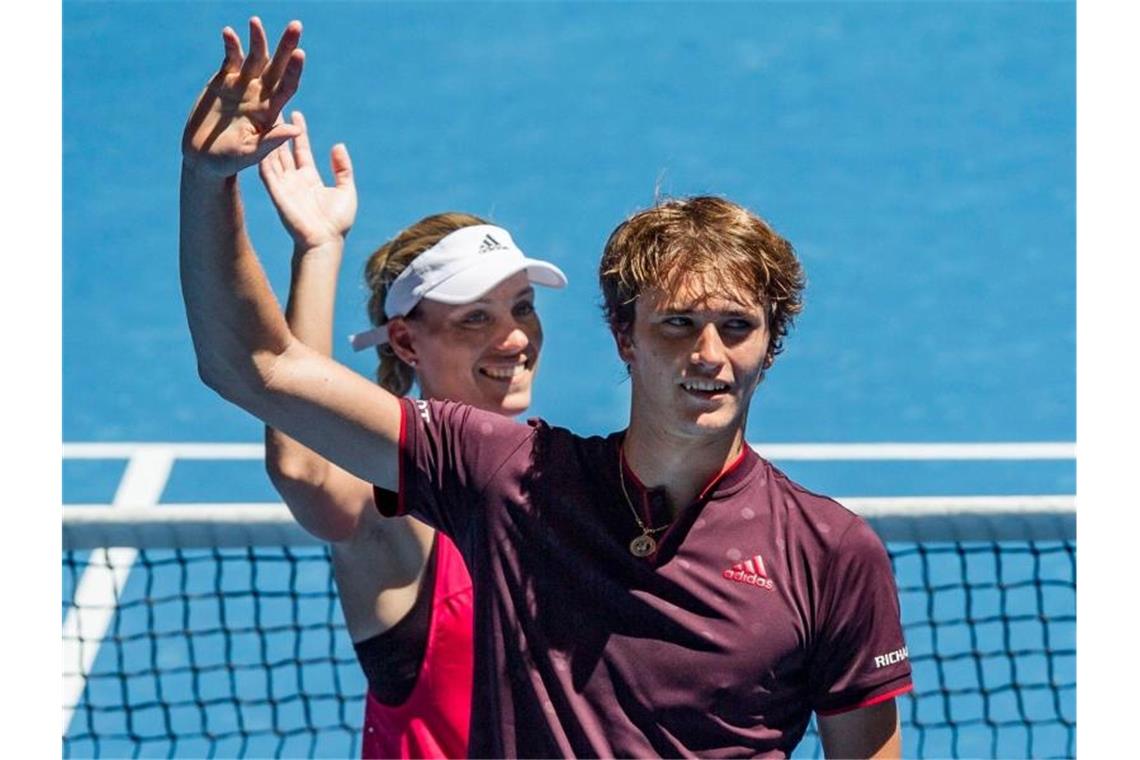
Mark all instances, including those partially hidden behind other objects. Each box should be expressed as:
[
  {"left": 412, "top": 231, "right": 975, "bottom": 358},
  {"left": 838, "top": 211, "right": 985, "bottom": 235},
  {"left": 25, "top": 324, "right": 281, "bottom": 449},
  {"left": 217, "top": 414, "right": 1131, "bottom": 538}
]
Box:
[
  {"left": 525, "top": 416, "right": 622, "bottom": 464},
  {"left": 759, "top": 459, "right": 872, "bottom": 551},
  {"left": 404, "top": 398, "right": 539, "bottom": 467},
  {"left": 758, "top": 465, "right": 896, "bottom": 626},
  {"left": 411, "top": 397, "right": 531, "bottom": 435},
  {"left": 409, "top": 399, "right": 621, "bottom": 468}
]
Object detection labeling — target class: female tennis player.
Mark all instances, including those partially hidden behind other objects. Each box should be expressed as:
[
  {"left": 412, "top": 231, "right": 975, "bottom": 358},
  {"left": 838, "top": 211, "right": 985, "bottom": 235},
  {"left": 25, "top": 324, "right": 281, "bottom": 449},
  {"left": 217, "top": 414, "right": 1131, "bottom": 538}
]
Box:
[{"left": 253, "top": 110, "right": 565, "bottom": 757}]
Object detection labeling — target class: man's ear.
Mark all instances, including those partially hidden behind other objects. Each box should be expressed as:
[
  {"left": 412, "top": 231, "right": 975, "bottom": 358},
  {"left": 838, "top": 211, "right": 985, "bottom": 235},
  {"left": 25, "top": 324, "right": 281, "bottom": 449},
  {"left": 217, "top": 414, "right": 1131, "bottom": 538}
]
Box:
[
  {"left": 385, "top": 318, "right": 418, "bottom": 367},
  {"left": 611, "top": 324, "right": 635, "bottom": 367}
]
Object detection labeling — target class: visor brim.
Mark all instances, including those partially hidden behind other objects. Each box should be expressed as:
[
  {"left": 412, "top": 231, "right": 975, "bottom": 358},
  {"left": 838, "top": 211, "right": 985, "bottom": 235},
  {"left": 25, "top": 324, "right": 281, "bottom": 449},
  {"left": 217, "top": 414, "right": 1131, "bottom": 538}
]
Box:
[{"left": 425, "top": 258, "right": 567, "bottom": 305}]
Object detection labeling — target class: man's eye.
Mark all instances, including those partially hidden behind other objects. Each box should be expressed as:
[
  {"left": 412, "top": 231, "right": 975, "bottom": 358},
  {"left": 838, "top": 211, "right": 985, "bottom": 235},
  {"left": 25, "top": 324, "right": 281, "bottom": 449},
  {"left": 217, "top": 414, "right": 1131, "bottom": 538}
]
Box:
[
  {"left": 514, "top": 301, "right": 536, "bottom": 317},
  {"left": 462, "top": 311, "right": 489, "bottom": 325},
  {"left": 724, "top": 319, "right": 756, "bottom": 331},
  {"left": 663, "top": 316, "right": 693, "bottom": 328}
]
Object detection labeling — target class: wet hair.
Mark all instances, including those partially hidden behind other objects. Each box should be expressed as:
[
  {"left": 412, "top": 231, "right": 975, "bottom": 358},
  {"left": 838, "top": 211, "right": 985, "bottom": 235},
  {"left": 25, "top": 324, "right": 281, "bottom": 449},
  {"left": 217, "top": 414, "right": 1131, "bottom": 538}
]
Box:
[
  {"left": 598, "top": 195, "right": 805, "bottom": 364},
  {"left": 363, "top": 212, "right": 489, "bottom": 394}
]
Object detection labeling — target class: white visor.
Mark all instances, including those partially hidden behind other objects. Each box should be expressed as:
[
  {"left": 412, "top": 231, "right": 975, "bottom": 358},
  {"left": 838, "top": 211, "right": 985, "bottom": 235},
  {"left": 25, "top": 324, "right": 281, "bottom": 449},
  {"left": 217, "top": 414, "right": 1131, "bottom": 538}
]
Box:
[{"left": 349, "top": 224, "right": 567, "bottom": 351}]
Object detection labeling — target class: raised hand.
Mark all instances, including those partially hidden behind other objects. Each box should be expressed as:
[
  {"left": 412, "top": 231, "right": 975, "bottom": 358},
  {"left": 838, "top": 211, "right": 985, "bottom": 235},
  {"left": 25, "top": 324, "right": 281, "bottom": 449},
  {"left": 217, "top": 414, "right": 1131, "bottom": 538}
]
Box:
[
  {"left": 182, "top": 18, "right": 306, "bottom": 178},
  {"left": 259, "top": 111, "right": 358, "bottom": 251}
]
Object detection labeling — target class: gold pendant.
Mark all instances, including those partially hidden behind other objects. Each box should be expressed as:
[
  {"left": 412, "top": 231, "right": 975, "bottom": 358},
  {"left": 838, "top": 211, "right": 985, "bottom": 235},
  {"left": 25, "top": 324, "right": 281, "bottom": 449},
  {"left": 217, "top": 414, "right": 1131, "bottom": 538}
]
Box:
[{"left": 630, "top": 533, "right": 657, "bottom": 557}]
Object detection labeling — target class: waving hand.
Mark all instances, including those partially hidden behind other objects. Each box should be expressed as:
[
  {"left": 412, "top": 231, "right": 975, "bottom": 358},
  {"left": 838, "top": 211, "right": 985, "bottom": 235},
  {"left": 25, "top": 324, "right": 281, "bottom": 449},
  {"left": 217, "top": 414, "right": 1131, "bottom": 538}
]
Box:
[
  {"left": 259, "top": 112, "right": 358, "bottom": 250},
  {"left": 182, "top": 18, "right": 306, "bottom": 178}
]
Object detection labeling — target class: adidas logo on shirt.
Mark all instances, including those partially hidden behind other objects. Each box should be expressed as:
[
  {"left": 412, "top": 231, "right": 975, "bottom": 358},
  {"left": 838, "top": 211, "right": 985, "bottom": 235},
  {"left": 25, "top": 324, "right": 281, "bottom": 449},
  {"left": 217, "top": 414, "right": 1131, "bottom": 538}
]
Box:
[
  {"left": 477, "top": 234, "right": 508, "bottom": 254},
  {"left": 723, "top": 555, "right": 774, "bottom": 591}
]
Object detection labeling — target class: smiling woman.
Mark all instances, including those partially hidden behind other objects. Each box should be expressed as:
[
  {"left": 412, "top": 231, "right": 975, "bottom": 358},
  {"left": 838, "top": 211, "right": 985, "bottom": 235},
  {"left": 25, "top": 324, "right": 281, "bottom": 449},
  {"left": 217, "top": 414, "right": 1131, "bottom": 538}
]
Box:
[
  {"left": 353, "top": 219, "right": 565, "bottom": 415},
  {"left": 387, "top": 275, "right": 545, "bottom": 415},
  {"left": 273, "top": 210, "right": 567, "bottom": 759}
]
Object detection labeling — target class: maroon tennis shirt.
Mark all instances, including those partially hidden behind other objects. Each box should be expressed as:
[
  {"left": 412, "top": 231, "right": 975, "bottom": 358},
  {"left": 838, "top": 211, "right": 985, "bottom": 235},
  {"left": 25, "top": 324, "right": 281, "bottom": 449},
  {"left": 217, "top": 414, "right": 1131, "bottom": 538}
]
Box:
[{"left": 376, "top": 398, "right": 912, "bottom": 758}]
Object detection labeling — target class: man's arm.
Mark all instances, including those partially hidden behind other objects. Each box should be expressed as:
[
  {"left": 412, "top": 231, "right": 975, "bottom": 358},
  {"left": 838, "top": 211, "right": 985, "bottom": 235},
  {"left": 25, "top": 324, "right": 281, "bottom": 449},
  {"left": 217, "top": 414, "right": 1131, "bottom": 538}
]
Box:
[
  {"left": 818, "top": 699, "right": 901, "bottom": 759},
  {"left": 179, "top": 17, "right": 401, "bottom": 492},
  {"left": 807, "top": 517, "right": 911, "bottom": 758},
  {"left": 256, "top": 112, "right": 379, "bottom": 541}
]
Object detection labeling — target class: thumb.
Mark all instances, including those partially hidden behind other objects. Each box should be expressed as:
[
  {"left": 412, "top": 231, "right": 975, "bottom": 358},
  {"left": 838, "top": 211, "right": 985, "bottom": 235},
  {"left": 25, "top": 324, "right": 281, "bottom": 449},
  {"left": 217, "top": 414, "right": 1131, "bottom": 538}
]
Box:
[
  {"left": 259, "top": 122, "right": 304, "bottom": 156},
  {"left": 330, "top": 143, "right": 354, "bottom": 189}
]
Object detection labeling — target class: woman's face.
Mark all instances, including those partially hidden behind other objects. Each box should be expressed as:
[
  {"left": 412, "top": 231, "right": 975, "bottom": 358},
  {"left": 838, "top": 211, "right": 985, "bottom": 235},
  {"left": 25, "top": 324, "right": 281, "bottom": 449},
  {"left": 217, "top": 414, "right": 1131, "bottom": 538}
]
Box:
[{"left": 398, "top": 271, "right": 543, "bottom": 416}]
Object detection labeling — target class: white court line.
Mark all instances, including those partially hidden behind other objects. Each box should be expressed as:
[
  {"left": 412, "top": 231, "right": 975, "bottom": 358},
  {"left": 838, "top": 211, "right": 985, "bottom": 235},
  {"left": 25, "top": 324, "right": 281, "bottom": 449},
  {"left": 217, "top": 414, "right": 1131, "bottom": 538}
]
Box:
[
  {"left": 838, "top": 494, "right": 1075, "bottom": 514},
  {"left": 61, "top": 449, "right": 174, "bottom": 735},
  {"left": 64, "top": 441, "right": 1076, "bottom": 461},
  {"left": 64, "top": 442, "right": 264, "bottom": 459},
  {"left": 753, "top": 442, "right": 1075, "bottom": 460}
]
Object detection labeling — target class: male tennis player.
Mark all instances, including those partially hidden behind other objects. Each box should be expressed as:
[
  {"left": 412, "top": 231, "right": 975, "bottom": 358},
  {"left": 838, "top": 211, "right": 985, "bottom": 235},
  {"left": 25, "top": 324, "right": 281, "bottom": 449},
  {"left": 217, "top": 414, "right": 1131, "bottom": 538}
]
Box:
[{"left": 180, "top": 18, "right": 912, "bottom": 757}]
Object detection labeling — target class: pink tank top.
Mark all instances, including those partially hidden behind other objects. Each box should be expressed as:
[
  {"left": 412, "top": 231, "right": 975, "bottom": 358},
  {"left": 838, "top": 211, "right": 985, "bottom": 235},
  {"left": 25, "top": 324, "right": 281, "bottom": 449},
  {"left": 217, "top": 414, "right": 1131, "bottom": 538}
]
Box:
[{"left": 360, "top": 533, "right": 474, "bottom": 759}]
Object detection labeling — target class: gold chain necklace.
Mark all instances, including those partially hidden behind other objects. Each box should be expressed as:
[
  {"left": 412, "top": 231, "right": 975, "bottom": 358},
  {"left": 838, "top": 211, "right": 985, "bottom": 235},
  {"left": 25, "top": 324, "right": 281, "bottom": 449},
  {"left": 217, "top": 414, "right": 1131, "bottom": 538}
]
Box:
[{"left": 618, "top": 449, "right": 672, "bottom": 557}]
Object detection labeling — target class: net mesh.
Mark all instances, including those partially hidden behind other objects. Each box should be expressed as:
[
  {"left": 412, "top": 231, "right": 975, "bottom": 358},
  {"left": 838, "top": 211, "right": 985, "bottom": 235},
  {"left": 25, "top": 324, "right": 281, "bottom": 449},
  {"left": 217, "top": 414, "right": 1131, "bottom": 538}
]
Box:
[
  {"left": 63, "top": 537, "right": 1076, "bottom": 759},
  {"left": 64, "top": 546, "right": 361, "bottom": 759}
]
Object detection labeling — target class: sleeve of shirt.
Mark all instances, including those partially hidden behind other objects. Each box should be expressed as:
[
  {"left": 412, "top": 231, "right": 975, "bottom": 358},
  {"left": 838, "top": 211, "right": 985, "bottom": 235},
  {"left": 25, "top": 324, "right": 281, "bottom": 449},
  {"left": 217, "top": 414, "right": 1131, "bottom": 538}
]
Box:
[
  {"left": 809, "top": 518, "right": 914, "bottom": 716},
  {"left": 372, "top": 397, "right": 536, "bottom": 542}
]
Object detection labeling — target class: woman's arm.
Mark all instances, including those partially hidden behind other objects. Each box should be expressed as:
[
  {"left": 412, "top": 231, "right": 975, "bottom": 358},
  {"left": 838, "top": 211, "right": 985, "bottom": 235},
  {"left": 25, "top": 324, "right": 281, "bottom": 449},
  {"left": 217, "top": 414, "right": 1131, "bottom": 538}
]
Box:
[
  {"left": 257, "top": 118, "right": 438, "bottom": 643},
  {"left": 256, "top": 113, "right": 377, "bottom": 541}
]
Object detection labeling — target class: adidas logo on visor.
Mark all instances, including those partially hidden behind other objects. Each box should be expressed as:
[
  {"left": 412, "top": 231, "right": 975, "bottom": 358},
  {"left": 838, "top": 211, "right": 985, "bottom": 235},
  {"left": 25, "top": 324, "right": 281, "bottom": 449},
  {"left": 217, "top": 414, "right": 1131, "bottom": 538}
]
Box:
[{"left": 477, "top": 234, "right": 508, "bottom": 254}]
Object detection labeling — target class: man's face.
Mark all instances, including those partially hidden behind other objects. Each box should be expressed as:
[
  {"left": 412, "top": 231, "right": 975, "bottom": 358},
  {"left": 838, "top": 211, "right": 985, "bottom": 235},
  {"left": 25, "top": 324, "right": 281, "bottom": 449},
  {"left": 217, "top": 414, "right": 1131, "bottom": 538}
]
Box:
[{"left": 619, "top": 277, "right": 771, "bottom": 442}]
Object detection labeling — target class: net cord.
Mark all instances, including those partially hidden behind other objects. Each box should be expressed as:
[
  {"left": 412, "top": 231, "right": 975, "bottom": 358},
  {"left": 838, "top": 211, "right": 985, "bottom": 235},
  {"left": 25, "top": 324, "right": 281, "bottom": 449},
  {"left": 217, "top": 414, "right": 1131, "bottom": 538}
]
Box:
[{"left": 64, "top": 495, "right": 1075, "bottom": 550}]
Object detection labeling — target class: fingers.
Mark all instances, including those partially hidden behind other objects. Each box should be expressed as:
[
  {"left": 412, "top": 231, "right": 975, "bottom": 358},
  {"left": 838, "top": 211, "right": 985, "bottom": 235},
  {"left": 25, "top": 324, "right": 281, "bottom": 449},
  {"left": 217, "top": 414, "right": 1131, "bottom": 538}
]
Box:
[
  {"left": 262, "top": 20, "right": 302, "bottom": 92},
  {"left": 330, "top": 143, "right": 355, "bottom": 190},
  {"left": 259, "top": 141, "right": 293, "bottom": 186},
  {"left": 267, "top": 49, "right": 305, "bottom": 119},
  {"left": 290, "top": 111, "right": 315, "bottom": 169},
  {"left": 277, "top": 119, "right": 298, "bottom": 171},
  {"left": 220, "top": 26, "right": 244, "bottom": 75},
  {"left": 275, "top": 139, "right": 291, "bottom": 173},
  {"left": 258, "top": 146, "right": 282, "bottom": 185},
  {"left": 237, "top": 17, "right": 270, "bottom": 85},
  {"left": 224, "top": 18, "right": 304, "bottom": 129}
]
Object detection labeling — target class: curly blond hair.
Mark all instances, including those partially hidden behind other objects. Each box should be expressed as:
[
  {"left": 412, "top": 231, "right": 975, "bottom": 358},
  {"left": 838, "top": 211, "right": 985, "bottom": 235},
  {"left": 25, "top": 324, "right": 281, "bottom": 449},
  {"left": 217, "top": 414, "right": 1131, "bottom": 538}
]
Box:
[{"left": 598, "top": 195, "right": 805, "bottom": 363}]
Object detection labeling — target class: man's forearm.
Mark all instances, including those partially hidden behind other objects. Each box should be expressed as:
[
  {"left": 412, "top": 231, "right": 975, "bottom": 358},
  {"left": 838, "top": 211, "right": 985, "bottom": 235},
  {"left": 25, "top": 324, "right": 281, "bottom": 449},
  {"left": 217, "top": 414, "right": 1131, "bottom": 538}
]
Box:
[
  {"left": 178, "top": 165, "right": 401, "bottom": 491},
  {"left": 179, "top": 164, "right": 292, "bottom": 401}
]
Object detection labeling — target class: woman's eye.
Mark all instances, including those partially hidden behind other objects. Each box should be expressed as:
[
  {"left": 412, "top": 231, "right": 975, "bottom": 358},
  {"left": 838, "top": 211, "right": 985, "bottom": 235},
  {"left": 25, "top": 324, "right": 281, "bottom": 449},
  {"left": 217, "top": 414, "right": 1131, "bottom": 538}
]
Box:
[
  {"left": 461, "top": 311, "right": 489, "bottom": 325},
  {"left": 514, "top": 301, "right": 536, "bottom": 318}
]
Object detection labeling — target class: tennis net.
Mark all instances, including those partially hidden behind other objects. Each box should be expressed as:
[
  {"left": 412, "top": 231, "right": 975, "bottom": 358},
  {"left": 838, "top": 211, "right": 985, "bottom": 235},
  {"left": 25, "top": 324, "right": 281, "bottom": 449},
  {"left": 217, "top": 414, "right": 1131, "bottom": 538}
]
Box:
[{"left": 62, "top": 447, "right": 1075, "bottom": 759}]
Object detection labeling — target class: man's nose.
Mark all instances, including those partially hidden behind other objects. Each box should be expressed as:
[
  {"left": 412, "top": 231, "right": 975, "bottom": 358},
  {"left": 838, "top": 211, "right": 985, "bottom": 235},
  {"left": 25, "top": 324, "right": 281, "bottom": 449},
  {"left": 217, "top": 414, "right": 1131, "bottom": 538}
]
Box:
[{"left": 691, "top": 323, "right": 726, "bottom": 369}]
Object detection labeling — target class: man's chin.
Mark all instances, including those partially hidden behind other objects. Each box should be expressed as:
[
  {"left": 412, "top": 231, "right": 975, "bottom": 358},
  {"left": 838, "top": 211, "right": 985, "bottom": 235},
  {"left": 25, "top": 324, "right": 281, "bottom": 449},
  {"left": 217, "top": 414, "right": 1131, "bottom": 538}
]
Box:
[{"left": 686, "top": 406, "right": 745, "bottom": 437}]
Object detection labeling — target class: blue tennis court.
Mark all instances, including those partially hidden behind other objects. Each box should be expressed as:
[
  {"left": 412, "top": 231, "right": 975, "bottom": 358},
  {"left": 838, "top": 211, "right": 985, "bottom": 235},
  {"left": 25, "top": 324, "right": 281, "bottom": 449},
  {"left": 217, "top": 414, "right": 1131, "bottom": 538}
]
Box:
[{"left": 63, "top": 1, "right": 1075, "bottom": 757}]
